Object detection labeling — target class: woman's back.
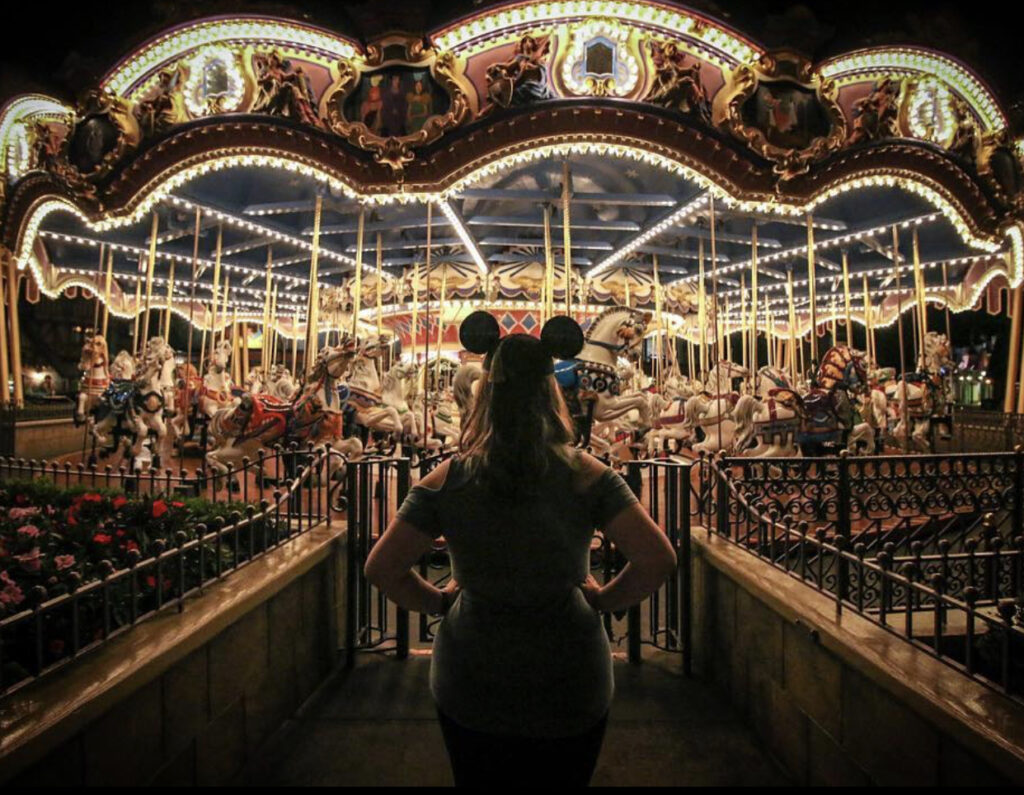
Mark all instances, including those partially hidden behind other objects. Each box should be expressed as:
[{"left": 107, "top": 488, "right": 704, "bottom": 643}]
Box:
[{"left": 397, "top": 451, "right": 638, "bottom": 738}]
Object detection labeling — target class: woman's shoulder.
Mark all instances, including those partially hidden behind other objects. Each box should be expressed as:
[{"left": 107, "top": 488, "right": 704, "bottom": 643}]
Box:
[{"left": 567, "top": 449, "right": 615, "bottom": 495}]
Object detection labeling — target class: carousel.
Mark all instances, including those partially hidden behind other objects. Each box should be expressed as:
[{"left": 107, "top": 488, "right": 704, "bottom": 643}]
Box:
[{"left": 0, "top": 2, "right": 1022, "bottom": 475}]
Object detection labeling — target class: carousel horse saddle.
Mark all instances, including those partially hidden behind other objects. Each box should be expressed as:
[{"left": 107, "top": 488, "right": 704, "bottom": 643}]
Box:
[
  {"left": 799, "top": 390, "right": 835, "bottom": 424},
  {"left": 101, "top": 380, "right": 137, "bottom": 412}
]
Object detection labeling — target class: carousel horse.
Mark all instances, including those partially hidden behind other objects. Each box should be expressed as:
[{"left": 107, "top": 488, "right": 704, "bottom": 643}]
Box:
[
  {"left": 199, "top": 339, "right": 239, "bottom": 421},
  {"left": 171, "top": 362, "right": 203, "bottom": 443},
  {"left": 340, "top": 338, "right": 404, "bottom": 452},
  {"left": 886, "top": 331, "right": 954, "bottom": 452},
  {"left": 644, "top": 376, "right": 703, "bottom": 457},
  {"left": 134, "top": 338, "right": 176, "bottom": 464},
  {"left": 381, "top": 361, "right": 428, "bottom": 445},
  {"left": 430, "top": 390, "right": 461, "bottom": 449},
  {"left": 267, "top": 364, "right": 300, "bottom": 399},
  {"left": 732, "top": 366, "right": 803, "bottom": 457},
  {"left": 244, "top": 367, "right": 266, "bottom": 395},
  {"left": 733, "top": 349, "right": 868, "bottom": 457},
  {"left": 553, "top": 306, "right": 652, "bottom": 444},
  {"left": 75, "top": 334, "right": 111, "bottom": 426},
  {"left": 89, "top": 351, "right": 167, "bottom": 464},
  {"left": 684, "top": 360, "right": 751, "bottom": 454},
  {"left": 206, "top": 340, "right": 363, "bottom": 482},
  {"left": 452, "top": 361, "right": 483, "bottom": 420}
]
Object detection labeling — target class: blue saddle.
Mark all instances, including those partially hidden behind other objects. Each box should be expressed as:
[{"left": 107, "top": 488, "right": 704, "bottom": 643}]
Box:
[
  {"left": 102, "top": 380, "right": 136, "bottom": 412},
  {"left": 553, "top": 359, "right": 579, "bottom": 390}
]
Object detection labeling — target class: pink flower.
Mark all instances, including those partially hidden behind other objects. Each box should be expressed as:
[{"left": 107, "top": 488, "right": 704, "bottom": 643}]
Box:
[
  {"left": 14, "top": 548, "right": 42, "bottom": 573},
  {"left": 8, "top": 507, "right": 40, "bottom": 521},
  {"left": 112, "top": 495, "right": 128, "bottom": 510},
  {"left": 54, "top": 554, "right": 76, "bottom": 571},
  {"left": 16, "top": 524, "right": 41, "bottom": 538},
  {"left": 92, "top": 533, "right": 112, "bottom": 546},
  {"left": 0, "top": 570, "right": 24, "bottom": 606},
  {"left": 152, "top": 500, "right": 169, "bottom": 518}
]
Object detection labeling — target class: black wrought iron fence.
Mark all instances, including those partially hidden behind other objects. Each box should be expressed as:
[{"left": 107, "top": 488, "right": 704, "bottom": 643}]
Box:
[
  {"left": 342, "top": 455, "right": 693, "bottom": 670},
  {"left": 703, "top": 454, "right": 1024, "bottom": 701},
  {"left": 0, "top": 444, "right": 334, "bottom": 697}
]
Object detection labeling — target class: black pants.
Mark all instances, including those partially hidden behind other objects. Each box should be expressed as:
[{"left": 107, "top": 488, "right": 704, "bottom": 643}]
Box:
[{"left": 435, "top": 706, "right": 609, "bottom": 787}]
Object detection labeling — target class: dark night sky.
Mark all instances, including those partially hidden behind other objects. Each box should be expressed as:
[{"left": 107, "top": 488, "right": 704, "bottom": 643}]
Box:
[{"left": 2, "top": 0, "right": 1023, "bottom": 131}]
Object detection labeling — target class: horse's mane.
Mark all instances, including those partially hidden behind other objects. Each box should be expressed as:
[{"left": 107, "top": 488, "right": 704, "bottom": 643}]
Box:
[{"left": 583, "top": 305, "right": 642, "bottom": 342}]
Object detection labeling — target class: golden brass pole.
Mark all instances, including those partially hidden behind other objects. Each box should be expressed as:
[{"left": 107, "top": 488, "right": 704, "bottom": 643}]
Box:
[
  {"left": 543, "top": 205, "right": 553, "bottom": 324},
  {"left": 698, "top": 238, "right": 707, "bottom": 377},
  {"left": 912, "top": 228, "right": 928, "bottom": 351},
  {"left": 562, "top": 161, "right": 572, "bottom": 317},
  {"left": 352, "top": 207, "right": 364, "bottom": 339},
  {"left": 91, "top": 243, "right": 105, "bottom": 337},
  {"left": 1005, "top": 284, "right": 1024, "bottom": 412},
  {"left": 751, "top": 223, "right": 759, "bottom": 388},
  {"left": 806, "top": 214, "right": 818, "bottom": 363},
  {"left": 261, "top": 246, "right": 273, "bottom": 370},
  {"left": 6, "top": 255, "right": 23, "bottom": 407},
  {"left": 424, "top": 202, "right": 432, "bottom": 441},
  {"left": 709, "top": 195, "right": 721, "bottom": 361},
  {"left": 305, "top": 195, "right": 323, "bottom": 367},
  {"left": 842, "top": 251, "right": 853, "bottom": 346},
  {"left": 653, "top": 254, "right": 663, "bottom": 390},
  {"left": 163, "top": 238, "right": 175, "bottom": 341},
  {"left": 0, "top": 257, "right": 9, "bottom": 404},
  {"left": 787, "top": 270, "right": 798, "bottom": 387},
  {"left": 131, "top": 258, "right": 143, "bottom": 358},
  {"left": 894, "top": 225, "right": 909, "bottom": 452},
  {"left": 141, "top": 212, "right": 159, "bottom": 348},
  {"left": 376, "top": 233, "right": 383, "bottom": 339},
  {"left": 209, "top": 224, "right": 223, "bottom": 359},
  {"left": 101, "top": 247, "right": 114, "bottom": 339}
]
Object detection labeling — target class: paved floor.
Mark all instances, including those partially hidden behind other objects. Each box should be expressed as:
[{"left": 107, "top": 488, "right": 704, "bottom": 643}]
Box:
[{"left": 237, "top": 649, "right": 789, "bottom": 787}]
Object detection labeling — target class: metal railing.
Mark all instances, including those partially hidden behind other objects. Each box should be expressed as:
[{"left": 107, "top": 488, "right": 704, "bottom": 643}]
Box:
[
  {"left": 342, "top": 455, "right": 694, "bottom": 670},
  {"left": 701, "top": 452, "right": 1024, "bottom": 701},
  {"left": 0, "top": 444, "right": 336, "bottom": 697},
  {"left": 949, "top": 408, "right": 1024, "bottom": 452}
]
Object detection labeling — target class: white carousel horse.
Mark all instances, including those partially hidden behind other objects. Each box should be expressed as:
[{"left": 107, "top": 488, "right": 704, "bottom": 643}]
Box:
[
  {"left": 430, "top": 390, "right": 461, "bottom": 449},
  {"left": 109, "top": 350, "right": 136, "bottom": 380},
  {"left": 342, "top": 338, "right": 404, "bottom": 450},
  {"left": 453, "top": 361, "right": 483, "bottom": 420},
  {"left": 644, "top": 377, "right": 698, "bottom": 457},
  {"left": 886, "top": 331, "right": 954, "bottom": 452},
  {"left": 207, "top": 340, "right": 363, "bottom": 482},
  {"left": 89, "top": 350, "right": 141, "bottom": 453},
  {"left": 89, "top": 350, "right": 171, "bottom": 465},
  {"left": 199, "top": 339, "right": 239, "bottom": 420},
  {"left": 732, "top": 366, "right": 802, "bottom": 457},
  {"left": 244, "top": 367, "right": 266, "bottom": 395},
  {"left": 131, "top": 341, "right": 177, "bottom": 466},
  {"left": 267, "top": 364, "right": 300, "bottom": 399},
  {"left": 381, "top": 361, "right": 425, "bottom": 443},
  {"left": 75, "top": 335, "right": 111, "bottom": 425},
  {"left": 684, "top": 360, "right": 750, "bottom": 454},
  {"left": 554, "top": 307, "right": 652, "bottom": 442}
]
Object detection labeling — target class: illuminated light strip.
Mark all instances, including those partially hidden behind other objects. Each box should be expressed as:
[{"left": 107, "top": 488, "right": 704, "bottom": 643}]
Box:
[
  {"left": 819, "top": 46, "right": 1006, "bottom": 132},
  {"left": 715, "top": 253, "right": 1008, "bottom": 299},
  {"left": 55, "top": 264, "right": 307, "bottom": 306},
  {"left": 164, "top": 195, "right": 379, "bottom": 274},
  {"left": 102, "top": 18, "right": 360, "bottom": 98},
  {"left": 1005, "top": 223, "right": 1024, "bottom": 288},
  {"left": 431, "top": 1, "right": 760, "bottom": 65},
  {"left": 437, "top": 200, "right": 488, "bottom": 276},
  {"left": 694, "top": 212, "right": 944, "bottom": 284},
  {"left": 39, "top": 230, "right": 311, "bottom": 289},
  {"left": 589, "top": 193, "right": 709, "bottom": 278},
  {"left": 11, "top": 145, "right": 1004, "bottom": 288}
]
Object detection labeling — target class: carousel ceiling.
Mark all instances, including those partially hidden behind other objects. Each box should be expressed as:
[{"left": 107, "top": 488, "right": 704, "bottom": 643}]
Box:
[{"left": 2, "top": 1, "right": 1023, "bottom": 344}]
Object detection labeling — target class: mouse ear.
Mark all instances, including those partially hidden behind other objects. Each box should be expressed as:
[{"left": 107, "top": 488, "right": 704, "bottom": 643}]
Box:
[
  {"left": 540, "top": 315, "right": 584, "bottom": 360},
  {"left": 459, "top": 310, "right": 501, "bottom": 355}
]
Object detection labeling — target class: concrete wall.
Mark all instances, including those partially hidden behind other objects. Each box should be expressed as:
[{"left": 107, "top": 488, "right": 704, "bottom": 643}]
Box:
[
  {"left": 0, "top": 525, "right": 346, "bottom": 787},
  {"left": 691, "top": 534, "right": 1024, "bottom": 786}
]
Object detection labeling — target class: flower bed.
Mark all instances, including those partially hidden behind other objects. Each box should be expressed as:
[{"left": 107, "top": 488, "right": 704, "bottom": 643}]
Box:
[{"left": 0, "top": 479, "right": 290, "bottom": 692}]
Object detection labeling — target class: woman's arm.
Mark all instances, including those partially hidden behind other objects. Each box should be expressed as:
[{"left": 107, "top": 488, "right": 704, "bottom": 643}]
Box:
[
  {"left": 363, "top": 459, "right": 458, "bottom": 615},
  {"left": 363, "top": 519, "right": 456, "bottom": 615},
  {"left": 581, "top": 502, "right": 677, "bottom": 614}
]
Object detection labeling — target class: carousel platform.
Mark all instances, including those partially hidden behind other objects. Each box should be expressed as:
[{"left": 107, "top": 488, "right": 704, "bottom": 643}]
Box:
[{"left": 234, "top": 648, "right": 789, "bottom": 787}]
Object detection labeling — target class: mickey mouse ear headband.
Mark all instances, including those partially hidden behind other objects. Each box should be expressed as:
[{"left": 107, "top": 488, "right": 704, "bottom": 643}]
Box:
[{"left": 459, "top": 310, "right": 584, "bottom": 367}]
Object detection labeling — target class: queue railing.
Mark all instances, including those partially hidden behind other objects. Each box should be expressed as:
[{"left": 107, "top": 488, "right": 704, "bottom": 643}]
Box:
[
  {"left": 0, "top": 444, "right": 334, "bottom": 697},
  {"left": 701, "top": 452, "right": 1024, "bottom": 701}
]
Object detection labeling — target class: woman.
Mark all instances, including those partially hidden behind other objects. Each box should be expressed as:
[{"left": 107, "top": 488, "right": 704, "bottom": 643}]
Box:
[{"left": 364, "top": 328, "right": 676, "bottom": 787}]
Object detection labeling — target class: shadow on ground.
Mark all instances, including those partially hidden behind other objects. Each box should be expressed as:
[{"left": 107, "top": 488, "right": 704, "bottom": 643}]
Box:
[{"left": 236, "top": 649, "right": 789, "bottom": 786}]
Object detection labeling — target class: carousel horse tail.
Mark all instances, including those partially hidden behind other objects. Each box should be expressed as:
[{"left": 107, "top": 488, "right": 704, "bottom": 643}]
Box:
[{"left": 732, "top": 394, "right": 759, "bottom": 451}]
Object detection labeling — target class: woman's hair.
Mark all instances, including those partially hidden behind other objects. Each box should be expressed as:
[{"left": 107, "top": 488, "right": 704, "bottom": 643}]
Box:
[{"left": 459, "top": 333, "right": 575, "bottom": 495}]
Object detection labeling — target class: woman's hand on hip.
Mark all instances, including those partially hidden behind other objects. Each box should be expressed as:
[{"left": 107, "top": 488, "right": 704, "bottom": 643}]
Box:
[{"left": 579, "top": 574, "right": 603, "bottom": 612}]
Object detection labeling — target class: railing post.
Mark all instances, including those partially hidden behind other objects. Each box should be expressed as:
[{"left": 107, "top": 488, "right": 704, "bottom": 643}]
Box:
[
  {"left": 395, "top": 458, "right": 411, "bottom": 660},
  {"left": 345, "top": 461, "right": 358, "bottom": 669},
  {"left": 680, "top": 462, "right": 692, "bottom": 676},
  {"left": 837, "top": 451, "right": 851, "bottom": 608},
  {"left": 715, "top": 458, "right": 729, "bottom": 539},
  {"left": 625, "top": 461, "right": 643, "bottom": 665}
]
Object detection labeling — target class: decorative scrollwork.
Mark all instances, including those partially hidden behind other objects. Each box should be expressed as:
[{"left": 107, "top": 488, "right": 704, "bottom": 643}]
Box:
[
  {"left": 713, "top": 52, "right": 846, "bottom": 183},
  {"left": 322, "top": 39, "right": 470, "bottom": 175}
]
